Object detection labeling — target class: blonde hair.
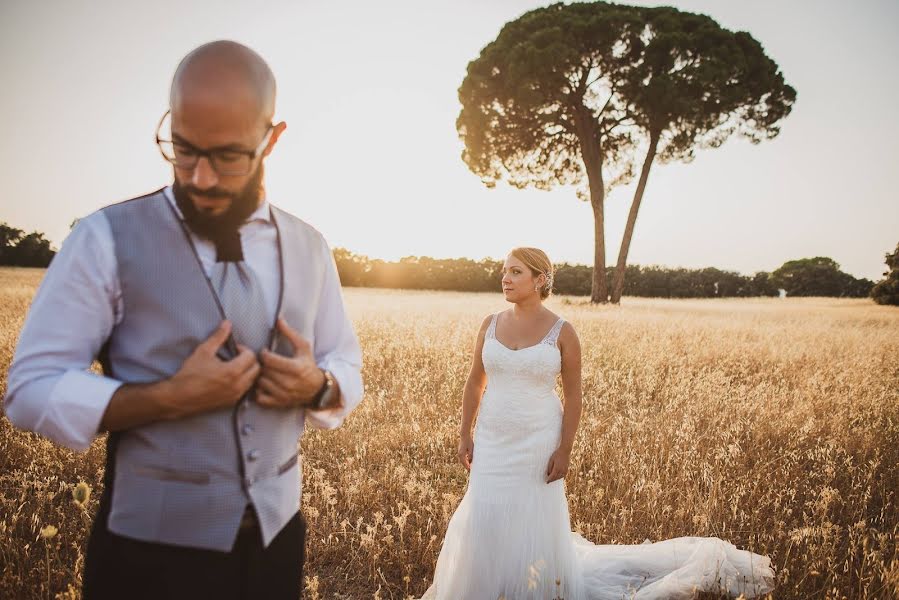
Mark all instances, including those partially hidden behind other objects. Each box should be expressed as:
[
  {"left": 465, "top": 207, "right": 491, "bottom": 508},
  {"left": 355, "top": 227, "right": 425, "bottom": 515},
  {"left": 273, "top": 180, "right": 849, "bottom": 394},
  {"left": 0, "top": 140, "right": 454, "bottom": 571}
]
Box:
[{"left": 509, "top": 247, "right": 554, "bottom": 300}]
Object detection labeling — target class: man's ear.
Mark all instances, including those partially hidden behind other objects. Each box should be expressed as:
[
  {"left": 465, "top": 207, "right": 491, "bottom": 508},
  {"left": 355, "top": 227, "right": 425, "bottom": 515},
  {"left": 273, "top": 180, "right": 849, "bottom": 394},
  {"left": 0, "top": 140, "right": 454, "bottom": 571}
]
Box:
[{"left": 263, "top": 121, "right": 288, "bottom": 157}]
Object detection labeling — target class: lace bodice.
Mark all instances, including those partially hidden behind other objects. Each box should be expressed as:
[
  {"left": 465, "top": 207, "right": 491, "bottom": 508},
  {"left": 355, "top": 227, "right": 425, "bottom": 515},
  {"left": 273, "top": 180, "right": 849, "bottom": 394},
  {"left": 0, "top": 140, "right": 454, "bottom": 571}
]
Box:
[
  {"left": 477, "top": 312, "right": 565, "bottom": 428},
  {"left": 484, "top": 312, "right": 564, "bottom": 383}
]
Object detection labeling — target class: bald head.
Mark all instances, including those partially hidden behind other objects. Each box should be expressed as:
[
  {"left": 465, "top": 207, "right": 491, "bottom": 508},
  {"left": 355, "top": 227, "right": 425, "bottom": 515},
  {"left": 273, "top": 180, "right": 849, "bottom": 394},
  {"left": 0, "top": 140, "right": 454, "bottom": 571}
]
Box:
[{"left": 170, "top": 40, "right": 276, "bottom": 127}]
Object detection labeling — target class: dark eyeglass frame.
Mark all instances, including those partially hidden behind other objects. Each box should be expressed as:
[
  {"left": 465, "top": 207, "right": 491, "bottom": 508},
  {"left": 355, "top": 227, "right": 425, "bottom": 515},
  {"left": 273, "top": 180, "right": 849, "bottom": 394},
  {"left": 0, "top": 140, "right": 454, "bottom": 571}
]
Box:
[{"left": 154, "top": 109, "right": 274, "bottom": 176}]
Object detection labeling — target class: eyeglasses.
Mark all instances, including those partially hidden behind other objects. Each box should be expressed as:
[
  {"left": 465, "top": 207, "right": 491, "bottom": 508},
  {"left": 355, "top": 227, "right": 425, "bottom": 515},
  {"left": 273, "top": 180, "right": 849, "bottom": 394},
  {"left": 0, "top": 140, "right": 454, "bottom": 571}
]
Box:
[{"left": 155, "top": 109, "right": 274, "bottom": 176}]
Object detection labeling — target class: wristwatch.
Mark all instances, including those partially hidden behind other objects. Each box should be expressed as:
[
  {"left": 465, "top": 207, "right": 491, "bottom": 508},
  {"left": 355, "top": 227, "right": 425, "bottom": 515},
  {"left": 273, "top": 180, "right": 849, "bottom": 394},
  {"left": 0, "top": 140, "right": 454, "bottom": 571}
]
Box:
[{"left": 310, "top": 369, "right": 339, "bottom": 411}]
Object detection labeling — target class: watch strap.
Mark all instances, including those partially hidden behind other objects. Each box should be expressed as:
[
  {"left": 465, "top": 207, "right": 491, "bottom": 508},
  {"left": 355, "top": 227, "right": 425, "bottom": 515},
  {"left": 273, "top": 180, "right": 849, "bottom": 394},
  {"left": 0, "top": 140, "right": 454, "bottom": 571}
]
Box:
[{"left": 310, "top": 370, "right": 334, "bottom": 410}]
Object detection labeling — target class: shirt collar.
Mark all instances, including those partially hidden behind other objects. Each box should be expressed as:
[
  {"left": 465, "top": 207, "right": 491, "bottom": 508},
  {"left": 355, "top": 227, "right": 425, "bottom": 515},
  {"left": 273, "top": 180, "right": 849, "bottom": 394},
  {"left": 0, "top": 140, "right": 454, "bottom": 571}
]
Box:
[{"left": 162, "top": 185, "right": 272, "bottom": 224}]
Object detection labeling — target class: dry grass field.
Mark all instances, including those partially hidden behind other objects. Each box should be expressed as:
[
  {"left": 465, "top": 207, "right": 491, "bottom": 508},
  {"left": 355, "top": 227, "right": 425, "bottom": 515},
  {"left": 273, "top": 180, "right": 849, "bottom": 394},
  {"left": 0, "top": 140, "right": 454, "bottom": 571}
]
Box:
[{"left": 1, "top": 266, "right": 898, "bottom": 599}]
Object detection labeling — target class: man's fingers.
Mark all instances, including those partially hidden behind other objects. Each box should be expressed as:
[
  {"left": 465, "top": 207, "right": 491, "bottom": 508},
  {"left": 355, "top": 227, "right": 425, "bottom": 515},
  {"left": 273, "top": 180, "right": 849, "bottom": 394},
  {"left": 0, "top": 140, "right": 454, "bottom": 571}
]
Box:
[
  {"left": 546, "top": 457, "right": 554, "bottom": 477},
  {"left": 255, "top": 380, "right": 288, "bottom": 407},
  {"left": 259, "top": 349, "right": 297, "bottom": 374},
  {"left": 257, "top": 375, "right": 288, "bottom": 400},
  {"left": 255, "top": 391, "right": 276, "bottom": 407},
  {"left": 236, "top": 362, "right": 261, "bottom": 394},
  {"left": 200, "top": 321, "right": 232, "bottom": 355},
  {"left": 234, "top": 344, "right": 255, "bottom": 361},
  {"left": 276, "top": 318, "right": 311, "bottom": 356},
  {"left": 229, "top": 345, "right": 259, "bottom": 373}
]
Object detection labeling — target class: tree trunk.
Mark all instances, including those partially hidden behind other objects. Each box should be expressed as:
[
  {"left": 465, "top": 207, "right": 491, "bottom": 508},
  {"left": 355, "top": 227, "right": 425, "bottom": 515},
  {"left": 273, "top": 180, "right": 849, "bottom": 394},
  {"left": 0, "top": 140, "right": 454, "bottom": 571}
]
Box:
[
  {"left": 611, "top": 130, "right": 660, "bottom": 304},
  {"left": 589, "top": 182, "right": 608, "bottom": 304},
  {"left": 575, "top": 108, "right": 608, "bottom": 304}
]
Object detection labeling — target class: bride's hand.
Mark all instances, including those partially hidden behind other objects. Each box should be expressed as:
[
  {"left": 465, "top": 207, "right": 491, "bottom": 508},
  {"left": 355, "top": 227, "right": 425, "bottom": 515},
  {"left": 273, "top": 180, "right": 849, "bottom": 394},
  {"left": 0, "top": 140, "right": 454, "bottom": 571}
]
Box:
[
  {"left": 545, "top": 448, "right": 570, "bottom": 483},
  {"left": 457, "top": 435, "right": 474, "bottom": 471}
]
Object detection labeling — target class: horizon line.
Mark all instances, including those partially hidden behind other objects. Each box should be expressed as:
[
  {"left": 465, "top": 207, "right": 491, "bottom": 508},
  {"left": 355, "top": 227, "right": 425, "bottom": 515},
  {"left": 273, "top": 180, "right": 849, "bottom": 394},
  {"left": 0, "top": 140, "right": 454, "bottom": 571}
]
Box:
[{"left": 331, "top": 247, "right": 876, "bottom": 281}]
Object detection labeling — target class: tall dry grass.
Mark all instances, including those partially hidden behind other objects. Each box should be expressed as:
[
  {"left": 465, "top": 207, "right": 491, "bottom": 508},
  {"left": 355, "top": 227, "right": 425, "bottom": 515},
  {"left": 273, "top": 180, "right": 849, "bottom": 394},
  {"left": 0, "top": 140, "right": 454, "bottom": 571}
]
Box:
[{"left": 1, "top": 266, "right": 897, "bottom": 599}]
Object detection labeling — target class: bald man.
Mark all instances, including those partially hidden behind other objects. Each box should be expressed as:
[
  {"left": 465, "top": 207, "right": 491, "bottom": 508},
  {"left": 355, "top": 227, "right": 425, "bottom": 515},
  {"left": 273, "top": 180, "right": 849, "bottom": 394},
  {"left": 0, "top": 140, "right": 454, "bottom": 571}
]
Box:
[{"left": 5, "top": 41, "right": 363, "bottom": 599}]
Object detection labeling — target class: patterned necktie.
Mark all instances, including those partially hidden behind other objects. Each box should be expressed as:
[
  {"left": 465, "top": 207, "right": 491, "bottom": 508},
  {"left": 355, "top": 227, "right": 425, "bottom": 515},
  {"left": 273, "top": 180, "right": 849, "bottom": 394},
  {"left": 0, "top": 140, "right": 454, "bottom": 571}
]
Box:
[
  {"left": 210, "top": 252, "right": 270, "bottom": 354},
  {"left": 172, "top": 184, "right": 271, "bottom": 352}
]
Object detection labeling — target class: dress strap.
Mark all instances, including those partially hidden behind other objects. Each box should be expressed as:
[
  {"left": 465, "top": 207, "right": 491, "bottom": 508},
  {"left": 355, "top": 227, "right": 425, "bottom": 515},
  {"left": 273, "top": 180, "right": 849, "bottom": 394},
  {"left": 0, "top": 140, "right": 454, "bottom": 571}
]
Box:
[
  {"left": 541, "top": 317, "right": 565, "bottom": 346},
  {"left": 486, "top": 313, "right": 499, "bottom": 340}
]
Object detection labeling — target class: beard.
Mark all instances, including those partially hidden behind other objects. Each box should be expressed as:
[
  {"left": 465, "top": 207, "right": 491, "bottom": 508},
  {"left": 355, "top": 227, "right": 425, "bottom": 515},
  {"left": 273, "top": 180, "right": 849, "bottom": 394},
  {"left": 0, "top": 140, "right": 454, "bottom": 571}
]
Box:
[{"left": 172, "top": 162, "right": 265, "bottom": 242}]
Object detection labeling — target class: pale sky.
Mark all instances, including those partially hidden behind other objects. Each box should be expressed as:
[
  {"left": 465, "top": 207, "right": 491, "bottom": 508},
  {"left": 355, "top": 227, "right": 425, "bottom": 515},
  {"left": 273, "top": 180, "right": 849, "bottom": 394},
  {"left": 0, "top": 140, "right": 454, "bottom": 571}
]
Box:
[{"left": 2, "top": 0, "right": 897, "bottom": 281}]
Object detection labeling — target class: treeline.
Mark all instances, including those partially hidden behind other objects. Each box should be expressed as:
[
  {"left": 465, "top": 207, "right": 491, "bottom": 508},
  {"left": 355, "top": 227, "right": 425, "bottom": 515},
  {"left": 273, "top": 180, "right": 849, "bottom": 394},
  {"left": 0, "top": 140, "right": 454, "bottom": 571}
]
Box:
[
  {"left": 871, "top": 243, "right": 899, "bottom": 305},
  {"left": 0, "top": 221, "right": 886, "bottom": 300},
  {"left": 333, "top": 249, "right": 876, "bottom": 299},
  {"left": 0, "top": 223, "right": 55, "bottom": 267}
]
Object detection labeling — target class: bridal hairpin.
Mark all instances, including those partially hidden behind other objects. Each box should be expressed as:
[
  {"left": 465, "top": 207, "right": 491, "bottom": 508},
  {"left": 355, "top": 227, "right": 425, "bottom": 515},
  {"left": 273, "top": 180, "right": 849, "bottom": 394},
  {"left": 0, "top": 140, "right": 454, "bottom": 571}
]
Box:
[{"left": 537, "top": 272, "right": 554, "bottom": 292}]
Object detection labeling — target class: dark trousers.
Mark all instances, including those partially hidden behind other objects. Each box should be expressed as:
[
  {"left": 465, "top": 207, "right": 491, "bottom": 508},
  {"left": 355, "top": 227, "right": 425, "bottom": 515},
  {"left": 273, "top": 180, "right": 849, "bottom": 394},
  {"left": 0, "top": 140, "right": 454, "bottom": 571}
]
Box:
[{"left": 82, "top": 509, "right": 306, "bottom": 600}]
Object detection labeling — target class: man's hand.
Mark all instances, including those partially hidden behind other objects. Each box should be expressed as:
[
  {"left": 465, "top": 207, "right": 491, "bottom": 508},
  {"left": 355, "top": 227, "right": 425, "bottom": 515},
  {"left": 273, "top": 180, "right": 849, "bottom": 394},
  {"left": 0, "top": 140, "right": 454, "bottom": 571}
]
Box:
[
  {"left": 256, "top": 318, "right": 325, "bottom": 408},
  {"left": 166, "top": 320, "right": 261, "bottom": 419},
  {"left": 545, "top": 447, "right": 571, "bottom": 484},
  {"left": 100, "top": 321, "right": 259, "bottom": 431}
]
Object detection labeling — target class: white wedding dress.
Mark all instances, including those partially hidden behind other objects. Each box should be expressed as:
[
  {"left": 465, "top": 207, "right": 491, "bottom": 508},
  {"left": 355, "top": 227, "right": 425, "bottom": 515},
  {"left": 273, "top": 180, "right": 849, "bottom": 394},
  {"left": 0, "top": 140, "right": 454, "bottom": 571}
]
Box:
[{"left": 420, "top": 313, "right": 775, "bottom": 600}]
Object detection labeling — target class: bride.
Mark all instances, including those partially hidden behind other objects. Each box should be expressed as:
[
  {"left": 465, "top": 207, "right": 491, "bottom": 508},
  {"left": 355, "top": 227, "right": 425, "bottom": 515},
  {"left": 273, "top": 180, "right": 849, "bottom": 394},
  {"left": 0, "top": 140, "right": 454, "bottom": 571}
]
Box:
[{"left": 419, "top": 247, "right": 775, "bottom": 600}]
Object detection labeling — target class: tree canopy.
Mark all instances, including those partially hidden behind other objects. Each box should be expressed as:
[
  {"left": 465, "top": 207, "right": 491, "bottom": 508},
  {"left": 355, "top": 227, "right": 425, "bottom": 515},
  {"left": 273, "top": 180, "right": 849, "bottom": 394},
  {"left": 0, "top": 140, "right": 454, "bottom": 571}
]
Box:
[
  {"left": 0, "top": 222, "right": 56, "bottom": 267},
  {"left": 770, "top": 257, "right": 873, "bottom": 298},
  {"left": 870, "top": 242, "right": 899, "bottom": 306},
  {"left": 457, "top": 2, "right": 796, "bottom": 303}
]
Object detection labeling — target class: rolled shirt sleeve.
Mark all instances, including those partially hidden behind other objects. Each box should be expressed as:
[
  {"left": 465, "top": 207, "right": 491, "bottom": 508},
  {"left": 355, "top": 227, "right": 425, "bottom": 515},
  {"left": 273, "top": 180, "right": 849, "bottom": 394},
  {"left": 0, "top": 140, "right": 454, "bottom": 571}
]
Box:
[
  {"left": 306, "top": 234, "right": 363, "bottom": 430},
  {"left": 3, "top": 212, "right": 123, "bottom": 452}
]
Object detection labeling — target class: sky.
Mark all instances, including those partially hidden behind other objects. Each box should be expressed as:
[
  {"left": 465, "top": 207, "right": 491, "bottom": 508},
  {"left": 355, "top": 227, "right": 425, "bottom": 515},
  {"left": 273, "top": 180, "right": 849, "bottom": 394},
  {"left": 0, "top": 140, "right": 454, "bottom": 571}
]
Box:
[{"left": 1, "top": 0, "right": 897, "bottom": 281}]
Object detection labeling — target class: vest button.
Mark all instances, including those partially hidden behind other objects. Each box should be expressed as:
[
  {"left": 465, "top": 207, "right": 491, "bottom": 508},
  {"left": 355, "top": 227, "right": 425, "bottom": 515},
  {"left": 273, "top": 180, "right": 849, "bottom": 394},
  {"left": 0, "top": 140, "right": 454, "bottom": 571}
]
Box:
[
  {"left": 241, "top": 423, "right": 254, "bottom": 435},
  {"left": 247, "top": 449, "right": 260, "bottom": 462}
]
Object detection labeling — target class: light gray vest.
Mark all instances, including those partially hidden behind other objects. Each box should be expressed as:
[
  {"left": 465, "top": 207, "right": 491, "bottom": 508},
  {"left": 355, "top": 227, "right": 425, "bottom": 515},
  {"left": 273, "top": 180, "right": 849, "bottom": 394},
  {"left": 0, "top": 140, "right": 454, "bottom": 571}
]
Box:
[{"left": 99, "top": 190, "right": 326, "bottom": 551}]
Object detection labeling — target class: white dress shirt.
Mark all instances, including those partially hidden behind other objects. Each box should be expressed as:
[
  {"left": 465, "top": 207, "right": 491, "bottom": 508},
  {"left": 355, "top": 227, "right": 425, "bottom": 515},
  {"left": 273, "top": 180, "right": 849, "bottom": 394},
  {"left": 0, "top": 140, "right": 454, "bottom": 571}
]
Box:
[{"left": 4, "top": 186, "right": 363, "bottom": 451}]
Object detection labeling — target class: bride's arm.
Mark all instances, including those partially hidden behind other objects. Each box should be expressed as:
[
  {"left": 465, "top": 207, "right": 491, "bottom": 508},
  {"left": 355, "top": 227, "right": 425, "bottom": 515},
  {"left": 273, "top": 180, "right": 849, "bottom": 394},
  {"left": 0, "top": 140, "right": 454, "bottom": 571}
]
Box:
[
  {"left": 457, "top": 315, "right": 491, "bottom": 470},
  {"left": 546, "top": 321, "right": 583, "bottom": 483}
]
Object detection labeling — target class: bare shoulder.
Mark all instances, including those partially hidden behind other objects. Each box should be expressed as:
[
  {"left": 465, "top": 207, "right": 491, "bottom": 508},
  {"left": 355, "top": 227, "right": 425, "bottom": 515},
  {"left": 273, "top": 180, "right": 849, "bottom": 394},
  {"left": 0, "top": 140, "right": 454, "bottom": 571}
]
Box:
[
  {"left": 478, "top": 313, "right": 495, "bottom": 334},
  {"left": 558, "top": 320, "right": 581, "bottom": 346}
]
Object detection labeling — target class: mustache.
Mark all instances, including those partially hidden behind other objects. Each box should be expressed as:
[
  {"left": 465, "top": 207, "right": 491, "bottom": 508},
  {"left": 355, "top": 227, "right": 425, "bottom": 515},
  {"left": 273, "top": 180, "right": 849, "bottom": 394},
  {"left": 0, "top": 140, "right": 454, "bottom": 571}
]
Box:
[{"left": 181, "top": 186, "right": 235, "bottom": 200}]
